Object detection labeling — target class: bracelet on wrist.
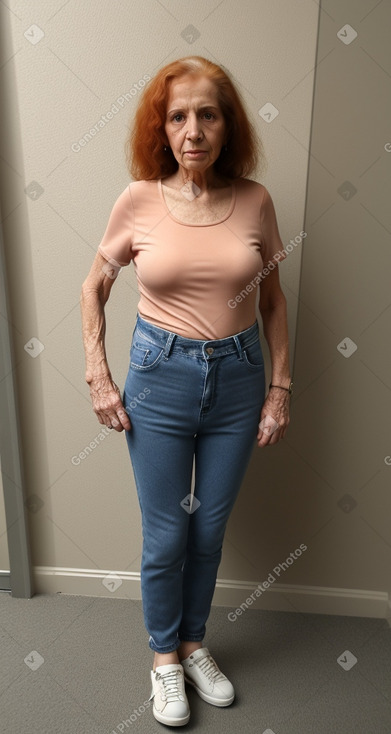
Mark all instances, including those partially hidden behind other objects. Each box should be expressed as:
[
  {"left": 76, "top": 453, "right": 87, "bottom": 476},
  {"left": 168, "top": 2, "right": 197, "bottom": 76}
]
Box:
[{"left": 269, "top": 381, "right": 293, "bottom": 395}]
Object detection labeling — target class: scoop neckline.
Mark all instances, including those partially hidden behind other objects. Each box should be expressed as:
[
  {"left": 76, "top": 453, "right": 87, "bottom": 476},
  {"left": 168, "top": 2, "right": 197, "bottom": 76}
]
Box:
[{"left": 158, "top": 178, "right": 236, "bottom": 227}]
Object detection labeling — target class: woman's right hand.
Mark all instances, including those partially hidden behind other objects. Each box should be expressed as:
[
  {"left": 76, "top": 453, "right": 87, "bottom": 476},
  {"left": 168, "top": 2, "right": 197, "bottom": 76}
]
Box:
[{"left": 88, "top": 375, "right": 131, "bottom": 432}]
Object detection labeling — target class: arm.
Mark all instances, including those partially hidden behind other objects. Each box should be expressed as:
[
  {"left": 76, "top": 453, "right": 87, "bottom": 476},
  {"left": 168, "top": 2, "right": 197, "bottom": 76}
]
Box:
[
  {"left": 80, "top": 252, "right": 131, "bottom": 431},
  {"left": 257, "top": 266, "right": 291, "bottom": 447}
]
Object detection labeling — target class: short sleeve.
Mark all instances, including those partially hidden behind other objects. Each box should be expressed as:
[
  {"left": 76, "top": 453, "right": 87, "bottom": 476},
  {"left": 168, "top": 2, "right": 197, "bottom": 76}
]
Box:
[
  {"left": 97, "top": 184, "right": 134, "bottom": 267},
  {"left": 260, "top": 186, "right": 287, "bottom": 267}
]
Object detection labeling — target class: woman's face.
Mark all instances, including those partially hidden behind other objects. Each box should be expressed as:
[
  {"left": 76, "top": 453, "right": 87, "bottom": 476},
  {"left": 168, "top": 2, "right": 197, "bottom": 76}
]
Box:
[{"left": 164, "top": 74, "right": 227, "bottom": 177}]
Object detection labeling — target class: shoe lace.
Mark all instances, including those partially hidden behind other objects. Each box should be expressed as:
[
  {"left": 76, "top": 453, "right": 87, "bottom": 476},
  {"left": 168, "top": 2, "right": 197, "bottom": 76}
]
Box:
[
  {"left": 157, "top": 669, "right": 183, "bottom": 702},
  {"left": 196, "top": 654, "right": 226, "bottom": 683}
]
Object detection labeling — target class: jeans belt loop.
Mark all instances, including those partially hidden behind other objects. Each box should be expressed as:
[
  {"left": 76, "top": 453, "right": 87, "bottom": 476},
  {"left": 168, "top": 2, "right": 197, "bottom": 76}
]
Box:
[
  {"left": 233, "top": 335, "right": 243, "bottom": 361},
  {"left": 163, "top": 332, "right": 176, "bottom": 359}
]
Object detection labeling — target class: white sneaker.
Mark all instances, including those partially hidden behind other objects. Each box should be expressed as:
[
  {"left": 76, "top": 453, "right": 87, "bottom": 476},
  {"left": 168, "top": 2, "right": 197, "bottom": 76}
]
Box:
[
  {"left": 149, "top": 662, "right": 190, "bottom": 726},
  {"left": 181, "top": 647, "right": 235, "bottom": 706}
]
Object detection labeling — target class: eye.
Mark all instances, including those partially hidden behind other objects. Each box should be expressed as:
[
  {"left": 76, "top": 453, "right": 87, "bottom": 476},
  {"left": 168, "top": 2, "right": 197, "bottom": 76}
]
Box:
[
  {"left": 172, "top": 113, "right": 184, "bottom": 122},
  {"left": 203, "top": 112, "right": 215, "bottom": 120}
]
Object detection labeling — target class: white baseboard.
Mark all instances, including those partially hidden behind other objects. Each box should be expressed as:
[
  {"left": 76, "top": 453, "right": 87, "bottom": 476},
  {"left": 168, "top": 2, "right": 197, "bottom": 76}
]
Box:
[{"left": 33, "top": 566, "right": 391, "bottom": 621}]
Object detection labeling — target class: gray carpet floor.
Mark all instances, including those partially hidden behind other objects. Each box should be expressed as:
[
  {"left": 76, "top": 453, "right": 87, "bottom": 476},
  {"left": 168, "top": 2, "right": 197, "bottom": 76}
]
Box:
[{"left": 1, "top": 591, "right": 391, "bottom": 733}]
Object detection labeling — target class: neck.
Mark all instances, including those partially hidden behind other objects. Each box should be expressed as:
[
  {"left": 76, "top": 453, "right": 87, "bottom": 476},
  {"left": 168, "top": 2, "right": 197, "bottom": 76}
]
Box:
[{"left": 173, "top": 166, "right": 225, "bottom": 192}]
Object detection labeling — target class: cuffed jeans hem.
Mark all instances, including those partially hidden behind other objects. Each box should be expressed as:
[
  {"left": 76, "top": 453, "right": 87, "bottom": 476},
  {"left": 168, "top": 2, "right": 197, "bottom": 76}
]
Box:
[
  {"left": 148, "top": 637, "right": 181, "bottom": 654},
  {"left": 148, "top": 635, "right": 204, "bottom": 653}
]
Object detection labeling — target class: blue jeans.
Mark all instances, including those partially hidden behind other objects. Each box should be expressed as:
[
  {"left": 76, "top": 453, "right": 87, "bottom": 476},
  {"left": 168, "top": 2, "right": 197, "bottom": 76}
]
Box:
[{"left": 122, "top": 314, "right": 265, "bottom": 653}]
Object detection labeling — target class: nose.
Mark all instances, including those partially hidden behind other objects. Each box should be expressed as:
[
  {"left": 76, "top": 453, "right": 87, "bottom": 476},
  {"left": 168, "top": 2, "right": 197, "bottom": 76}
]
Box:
[{"left": 185, "top": 112, "right": 203, "bottom": 141}]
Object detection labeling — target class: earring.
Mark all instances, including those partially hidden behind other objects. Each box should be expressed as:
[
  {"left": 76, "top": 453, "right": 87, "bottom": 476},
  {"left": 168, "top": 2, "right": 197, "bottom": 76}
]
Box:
[{"left": 163, "top": 145, "right": 168, "bottom": 151}]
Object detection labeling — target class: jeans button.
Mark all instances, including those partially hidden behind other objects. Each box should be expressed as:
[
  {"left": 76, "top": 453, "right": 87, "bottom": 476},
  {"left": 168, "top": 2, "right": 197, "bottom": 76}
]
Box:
[{"left": 206, "top": 347, "right": 214, "bottom": 355}]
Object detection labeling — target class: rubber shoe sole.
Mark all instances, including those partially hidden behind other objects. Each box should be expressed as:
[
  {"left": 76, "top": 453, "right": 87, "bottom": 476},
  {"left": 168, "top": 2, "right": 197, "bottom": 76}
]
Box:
[{"left": 152, "top": 705, "right": 190, "bottom": 727}]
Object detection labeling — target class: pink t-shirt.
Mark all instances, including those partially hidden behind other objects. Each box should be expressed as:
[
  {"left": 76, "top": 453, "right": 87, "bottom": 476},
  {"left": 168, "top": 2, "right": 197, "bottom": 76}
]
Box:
[{"left": 98, "top": 177, "right": 286, "bottom": 339}]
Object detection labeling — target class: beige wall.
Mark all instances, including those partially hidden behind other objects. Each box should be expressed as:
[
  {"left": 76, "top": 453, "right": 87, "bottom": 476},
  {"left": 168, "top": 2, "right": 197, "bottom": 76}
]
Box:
[{"left": 0, "top": 0, "right": 389, "bottom": 620}]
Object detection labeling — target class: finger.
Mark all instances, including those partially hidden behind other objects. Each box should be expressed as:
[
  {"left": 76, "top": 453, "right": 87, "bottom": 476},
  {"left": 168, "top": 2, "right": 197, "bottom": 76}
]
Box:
[
  {"left": 256, "top": 424, "right": 267, "bottom": 444},
  {"left": 109, "top": 405, "right": 131, "bottom": 431},
  {"left": 268, "top": 430, "right": 282, "bottom": 445},
  {"left": 108, "top": 409, "right": 132, "bottom": 432},
  {"left": 257, "top": 421, "right": 267, "bottom": 440},
  {"left": 105, "top": 414, "right": 123, "bottom": 432},
  {"left": 97, "top": 411, "right": 116, "bottom": 430},
  {"left": 258, "top": 437, "right": 270, "bottom": 448},
  {"left": 111, "top": 395, "right": 132, "bottom": 430},
  {"left": 96, "top": 411, "right": 107, "bottom": 426},
  {"left": 258, "top": 426, "right": 284, "bottom": 448},
  {"left": 115, "top": 402, "right": 132, "bottom": 430},
  {"left": 117, "top": 408, "right": 131, "bottom": 431},
  {"left": 257, "top": 430, "right": 272, "bottom": 447}
]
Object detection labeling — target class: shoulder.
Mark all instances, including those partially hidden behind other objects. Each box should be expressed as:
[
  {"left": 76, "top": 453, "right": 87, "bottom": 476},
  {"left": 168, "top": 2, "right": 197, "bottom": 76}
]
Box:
[
  {"left": 235, "top": 176, "right": 263, "bottom": 188},
  {"left": 128, "top": 179, "right": 158, "bottom": 189},
  {"left": 235, "top": 177, "right": 267, "bottom": 196},
  {"left": 128, "top": 179, "right": 158, "bottom": 197},
  {"left": 125, "top": 179, "right": 159, "bottom": 210},
  {"left": 234, "top": 177, "right": 269, "bottom": 207}
]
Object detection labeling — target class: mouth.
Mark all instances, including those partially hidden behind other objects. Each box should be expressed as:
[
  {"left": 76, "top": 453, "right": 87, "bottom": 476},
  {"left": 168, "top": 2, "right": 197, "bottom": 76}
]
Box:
[{"left": 184, "top": 150, "right": 207, "bottom": 156}]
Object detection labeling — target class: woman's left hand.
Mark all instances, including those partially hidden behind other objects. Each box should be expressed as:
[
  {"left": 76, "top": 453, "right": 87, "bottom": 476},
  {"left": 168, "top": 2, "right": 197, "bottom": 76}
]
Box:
[{"left": 256, "top": 388, "right": 290, "bottom": 447}]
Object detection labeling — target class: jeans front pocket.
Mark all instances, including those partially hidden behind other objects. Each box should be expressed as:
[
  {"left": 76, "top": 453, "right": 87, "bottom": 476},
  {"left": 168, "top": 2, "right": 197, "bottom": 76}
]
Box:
[
  {"left": 130, "top": 334, "right": 165, "bottom": 372},
  {"left": 242, "top": 340, "right": 264, "bottom": 370}
]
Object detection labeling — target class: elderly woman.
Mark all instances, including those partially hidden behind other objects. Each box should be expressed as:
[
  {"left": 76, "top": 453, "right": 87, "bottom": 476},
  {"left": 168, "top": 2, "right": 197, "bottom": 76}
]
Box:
[{"left": 80, "top": 55, "right": 292, "bottom": 727}]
